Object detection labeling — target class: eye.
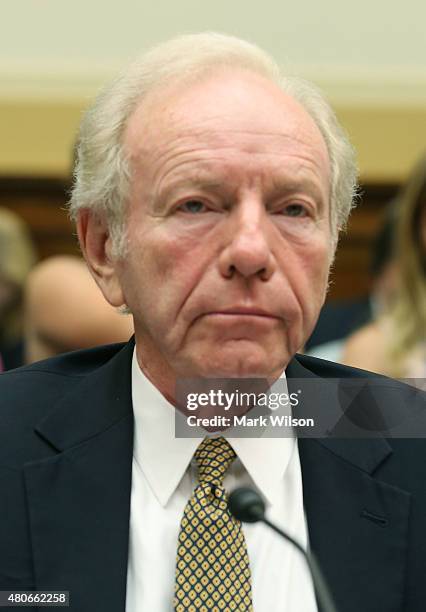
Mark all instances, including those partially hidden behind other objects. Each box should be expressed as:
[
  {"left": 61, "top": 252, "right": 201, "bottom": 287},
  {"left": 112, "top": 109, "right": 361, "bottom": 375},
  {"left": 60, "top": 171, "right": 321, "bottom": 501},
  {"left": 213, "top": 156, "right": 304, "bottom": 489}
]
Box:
[
  {"left": 178, "top": 199, "right": 207, "bottom": 213},
  {"left": 281, "top": 203, "right": 308, "bottom": 217}
]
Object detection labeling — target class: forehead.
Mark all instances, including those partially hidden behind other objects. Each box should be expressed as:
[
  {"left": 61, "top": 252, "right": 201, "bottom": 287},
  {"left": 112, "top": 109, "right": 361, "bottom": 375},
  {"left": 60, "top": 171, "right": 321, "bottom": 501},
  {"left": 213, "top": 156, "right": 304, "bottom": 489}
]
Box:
[{"left": 123, "top": 69, "right": 331, "bottom": 186}]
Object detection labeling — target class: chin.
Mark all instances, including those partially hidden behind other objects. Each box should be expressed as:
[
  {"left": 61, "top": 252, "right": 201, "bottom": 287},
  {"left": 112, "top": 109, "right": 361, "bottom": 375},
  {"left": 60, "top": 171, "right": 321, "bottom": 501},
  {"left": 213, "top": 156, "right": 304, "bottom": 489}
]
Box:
[{"left": 189, "top": 345, "right": 289, "bottom": 379}]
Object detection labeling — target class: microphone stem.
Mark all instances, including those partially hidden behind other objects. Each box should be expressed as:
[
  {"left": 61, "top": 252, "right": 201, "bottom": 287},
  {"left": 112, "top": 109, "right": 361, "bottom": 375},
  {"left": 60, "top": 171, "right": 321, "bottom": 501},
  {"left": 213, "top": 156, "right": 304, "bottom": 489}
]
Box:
[{"left": 261, "top": 518, "right": 339, "bottom": 612}]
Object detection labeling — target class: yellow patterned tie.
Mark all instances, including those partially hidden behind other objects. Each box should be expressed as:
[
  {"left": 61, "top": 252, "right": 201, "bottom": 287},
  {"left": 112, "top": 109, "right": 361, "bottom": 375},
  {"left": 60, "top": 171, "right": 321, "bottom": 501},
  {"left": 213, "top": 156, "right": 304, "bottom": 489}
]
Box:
[{"left": 174, "top": 437, "right": 253, "bottom": 611}]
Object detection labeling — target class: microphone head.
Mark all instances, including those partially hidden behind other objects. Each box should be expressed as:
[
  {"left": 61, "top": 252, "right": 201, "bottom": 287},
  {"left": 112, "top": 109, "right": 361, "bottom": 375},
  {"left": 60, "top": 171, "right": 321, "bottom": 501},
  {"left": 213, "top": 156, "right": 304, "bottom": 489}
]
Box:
[{"left": 228, "top": 487, "right": 265, "bottom": 523}]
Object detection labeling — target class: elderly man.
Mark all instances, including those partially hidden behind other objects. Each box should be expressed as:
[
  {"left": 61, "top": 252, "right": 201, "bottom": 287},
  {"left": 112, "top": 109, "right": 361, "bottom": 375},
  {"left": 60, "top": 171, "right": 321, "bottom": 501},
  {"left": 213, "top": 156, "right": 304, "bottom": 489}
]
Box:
[{"left": 1, "top": 33, "right": 425, "bottom": 612}]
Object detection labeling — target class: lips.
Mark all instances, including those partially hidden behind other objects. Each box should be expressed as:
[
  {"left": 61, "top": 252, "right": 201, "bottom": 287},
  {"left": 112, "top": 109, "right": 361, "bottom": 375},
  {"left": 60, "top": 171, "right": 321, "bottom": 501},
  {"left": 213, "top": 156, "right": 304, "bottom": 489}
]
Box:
[{"left": 206, "top": 307, "right": 279, "bottom": 318}]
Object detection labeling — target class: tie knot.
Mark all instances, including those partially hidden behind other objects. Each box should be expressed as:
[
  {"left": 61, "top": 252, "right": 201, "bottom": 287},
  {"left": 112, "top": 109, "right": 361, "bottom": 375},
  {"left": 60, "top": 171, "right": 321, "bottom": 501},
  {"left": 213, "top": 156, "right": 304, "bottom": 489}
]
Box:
[{"left": 194, "top": 437, "right": 236, "bottom": 486}]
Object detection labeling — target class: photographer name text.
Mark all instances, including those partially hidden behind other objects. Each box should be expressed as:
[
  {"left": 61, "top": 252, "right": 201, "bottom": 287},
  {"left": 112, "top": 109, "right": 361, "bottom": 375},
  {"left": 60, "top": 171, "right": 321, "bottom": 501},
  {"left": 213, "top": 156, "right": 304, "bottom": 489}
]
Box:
[{"left": 186, "top": 414, "right": 314, "bottom": 428}]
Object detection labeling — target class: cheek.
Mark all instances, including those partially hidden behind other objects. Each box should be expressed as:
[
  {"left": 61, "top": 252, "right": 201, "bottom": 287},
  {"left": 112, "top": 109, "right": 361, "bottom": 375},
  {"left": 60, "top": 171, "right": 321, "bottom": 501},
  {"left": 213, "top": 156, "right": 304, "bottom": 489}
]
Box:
[
  {"left": 121, "top": 227, "right": 206, "bottom": 324},
  {"left": 292, "top": 239, "right": 331, "bottom": 307}
]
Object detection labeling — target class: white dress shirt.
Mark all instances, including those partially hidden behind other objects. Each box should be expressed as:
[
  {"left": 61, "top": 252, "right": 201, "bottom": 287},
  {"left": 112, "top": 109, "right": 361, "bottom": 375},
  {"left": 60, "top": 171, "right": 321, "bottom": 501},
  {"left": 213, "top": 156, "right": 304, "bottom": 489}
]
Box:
[{"left": 126, "top": 349, "right": 318, "bottom": 611}]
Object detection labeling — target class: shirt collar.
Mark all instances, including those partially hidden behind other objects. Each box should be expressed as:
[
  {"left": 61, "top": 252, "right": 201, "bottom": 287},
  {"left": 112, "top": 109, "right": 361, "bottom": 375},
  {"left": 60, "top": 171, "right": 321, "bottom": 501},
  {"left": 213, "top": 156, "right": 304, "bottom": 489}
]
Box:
[{"left": 131, "top": 348, "right": 295, "bottom": 507}]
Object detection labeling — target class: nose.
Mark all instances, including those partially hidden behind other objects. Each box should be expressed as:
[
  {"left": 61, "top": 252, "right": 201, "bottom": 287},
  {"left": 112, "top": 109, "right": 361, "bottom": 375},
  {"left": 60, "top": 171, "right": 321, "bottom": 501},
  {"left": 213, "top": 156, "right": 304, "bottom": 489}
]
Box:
[{"left": 218, "top": 197, "right": 276, "bottom": 281}]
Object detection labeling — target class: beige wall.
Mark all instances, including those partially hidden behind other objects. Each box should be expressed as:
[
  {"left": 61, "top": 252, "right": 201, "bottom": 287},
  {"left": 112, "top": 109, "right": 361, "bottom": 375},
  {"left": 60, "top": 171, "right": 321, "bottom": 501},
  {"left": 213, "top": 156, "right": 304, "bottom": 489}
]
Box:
[{"left": 1, "top": 0, "right": 425, "bottom": 181}]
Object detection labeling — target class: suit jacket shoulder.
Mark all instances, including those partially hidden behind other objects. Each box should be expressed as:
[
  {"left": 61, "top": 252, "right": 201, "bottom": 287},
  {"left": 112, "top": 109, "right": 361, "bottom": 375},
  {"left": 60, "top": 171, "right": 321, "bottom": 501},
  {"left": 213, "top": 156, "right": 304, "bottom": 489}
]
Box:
[
  {"left": 0, "top": 342, "right": 129, "bottom": 469},
  {"left": 0, "top": 341, "right": 134, "bottom": 603}
]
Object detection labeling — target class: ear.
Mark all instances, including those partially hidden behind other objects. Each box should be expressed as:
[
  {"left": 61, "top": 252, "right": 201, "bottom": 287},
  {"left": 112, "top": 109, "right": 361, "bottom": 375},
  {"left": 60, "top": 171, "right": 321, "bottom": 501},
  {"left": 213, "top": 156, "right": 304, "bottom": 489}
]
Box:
[{"left": 76, "top": 210, "right": 125, "bottom": 308}]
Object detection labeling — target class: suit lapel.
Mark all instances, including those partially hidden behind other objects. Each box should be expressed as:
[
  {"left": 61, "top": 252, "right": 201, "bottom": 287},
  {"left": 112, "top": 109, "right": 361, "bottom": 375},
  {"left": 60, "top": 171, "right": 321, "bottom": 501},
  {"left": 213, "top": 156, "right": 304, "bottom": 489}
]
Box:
[
  {"left": 287, "top": 356, "right": 410, "bottom": 612},
  {"left": 24, "top": 341, "right": 135, "bottom": 612}
]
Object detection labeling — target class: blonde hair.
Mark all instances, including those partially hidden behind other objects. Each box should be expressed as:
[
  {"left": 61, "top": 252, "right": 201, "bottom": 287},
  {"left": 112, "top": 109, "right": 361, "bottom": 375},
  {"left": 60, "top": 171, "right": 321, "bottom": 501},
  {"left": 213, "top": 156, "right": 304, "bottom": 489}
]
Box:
[
  {"left": 0, "top": 208, "right": 37, "bottom": 342},
  {"left": 386, "top": 155, "right": 426, "bottom": 375},
  {"left": 69, "top": 32, "right": 358, "bottom": 257}
]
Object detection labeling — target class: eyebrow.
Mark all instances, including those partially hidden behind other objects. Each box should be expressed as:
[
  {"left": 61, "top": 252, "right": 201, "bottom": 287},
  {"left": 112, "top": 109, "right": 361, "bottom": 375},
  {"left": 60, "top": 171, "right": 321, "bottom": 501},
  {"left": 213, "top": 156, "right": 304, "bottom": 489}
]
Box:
[
  {"left": 153, "top": 175, "right": 226, "bottom": 212},
  {"left": 269, "top": 176, "right": 327, "bottom": 205}
]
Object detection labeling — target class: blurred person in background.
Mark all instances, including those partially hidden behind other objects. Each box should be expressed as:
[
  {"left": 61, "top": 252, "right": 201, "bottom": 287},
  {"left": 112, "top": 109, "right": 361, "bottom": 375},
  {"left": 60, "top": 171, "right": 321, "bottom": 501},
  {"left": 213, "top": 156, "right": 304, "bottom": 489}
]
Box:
[
  {"left": 0, "top": 207, "right": 37, "bottom": 370},
  {"left": 342, "top": 155, "right": 426, "bottom": 380},
  {"left": 366, "top": 203, "right": 400, "bottom": 316},
  {"left": 306, "top": 202, "right": 400, "bottom": 362},
  {"left": 24, "top": 255, "right": 133, "bottom": 363}
]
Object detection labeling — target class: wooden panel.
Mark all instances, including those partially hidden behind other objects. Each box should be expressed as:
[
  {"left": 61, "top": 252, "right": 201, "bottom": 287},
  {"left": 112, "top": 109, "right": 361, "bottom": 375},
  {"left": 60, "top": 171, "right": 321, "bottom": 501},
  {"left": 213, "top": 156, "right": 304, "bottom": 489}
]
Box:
[
  {"left": 0, "top": 178, "right": 78, "bottom": 260},
  {"left": 328, "top": 184, "right": 398, "bottom": 300}
]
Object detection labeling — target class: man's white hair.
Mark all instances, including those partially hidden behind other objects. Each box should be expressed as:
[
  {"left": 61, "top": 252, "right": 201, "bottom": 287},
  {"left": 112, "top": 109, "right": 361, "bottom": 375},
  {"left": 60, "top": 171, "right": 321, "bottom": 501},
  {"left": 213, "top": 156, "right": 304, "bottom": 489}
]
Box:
[{"left": 69, "top": 32, "right": 358, "bottom": 257}]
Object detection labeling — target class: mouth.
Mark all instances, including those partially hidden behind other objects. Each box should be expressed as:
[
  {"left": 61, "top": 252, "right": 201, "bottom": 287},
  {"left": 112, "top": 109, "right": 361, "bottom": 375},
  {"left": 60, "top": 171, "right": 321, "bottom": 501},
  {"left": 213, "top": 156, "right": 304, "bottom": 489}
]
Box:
[{"left": 204, "top": 308, "right": 280, "bottom": 320}]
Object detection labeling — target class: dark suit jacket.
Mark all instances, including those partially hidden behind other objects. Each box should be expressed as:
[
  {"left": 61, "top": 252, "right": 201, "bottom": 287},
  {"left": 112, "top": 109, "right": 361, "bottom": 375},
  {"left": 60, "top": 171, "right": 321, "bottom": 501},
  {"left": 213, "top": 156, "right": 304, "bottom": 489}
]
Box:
[{"left": 1, "top": 339, "right": 425, "bottom": 611}]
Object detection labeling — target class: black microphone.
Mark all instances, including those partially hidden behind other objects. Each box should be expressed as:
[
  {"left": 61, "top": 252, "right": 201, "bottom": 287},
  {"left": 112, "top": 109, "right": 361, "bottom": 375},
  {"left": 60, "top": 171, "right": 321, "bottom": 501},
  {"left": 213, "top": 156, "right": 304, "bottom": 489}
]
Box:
[{"left": 228, "top": 487, "right": 338, "bottom": 612}]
